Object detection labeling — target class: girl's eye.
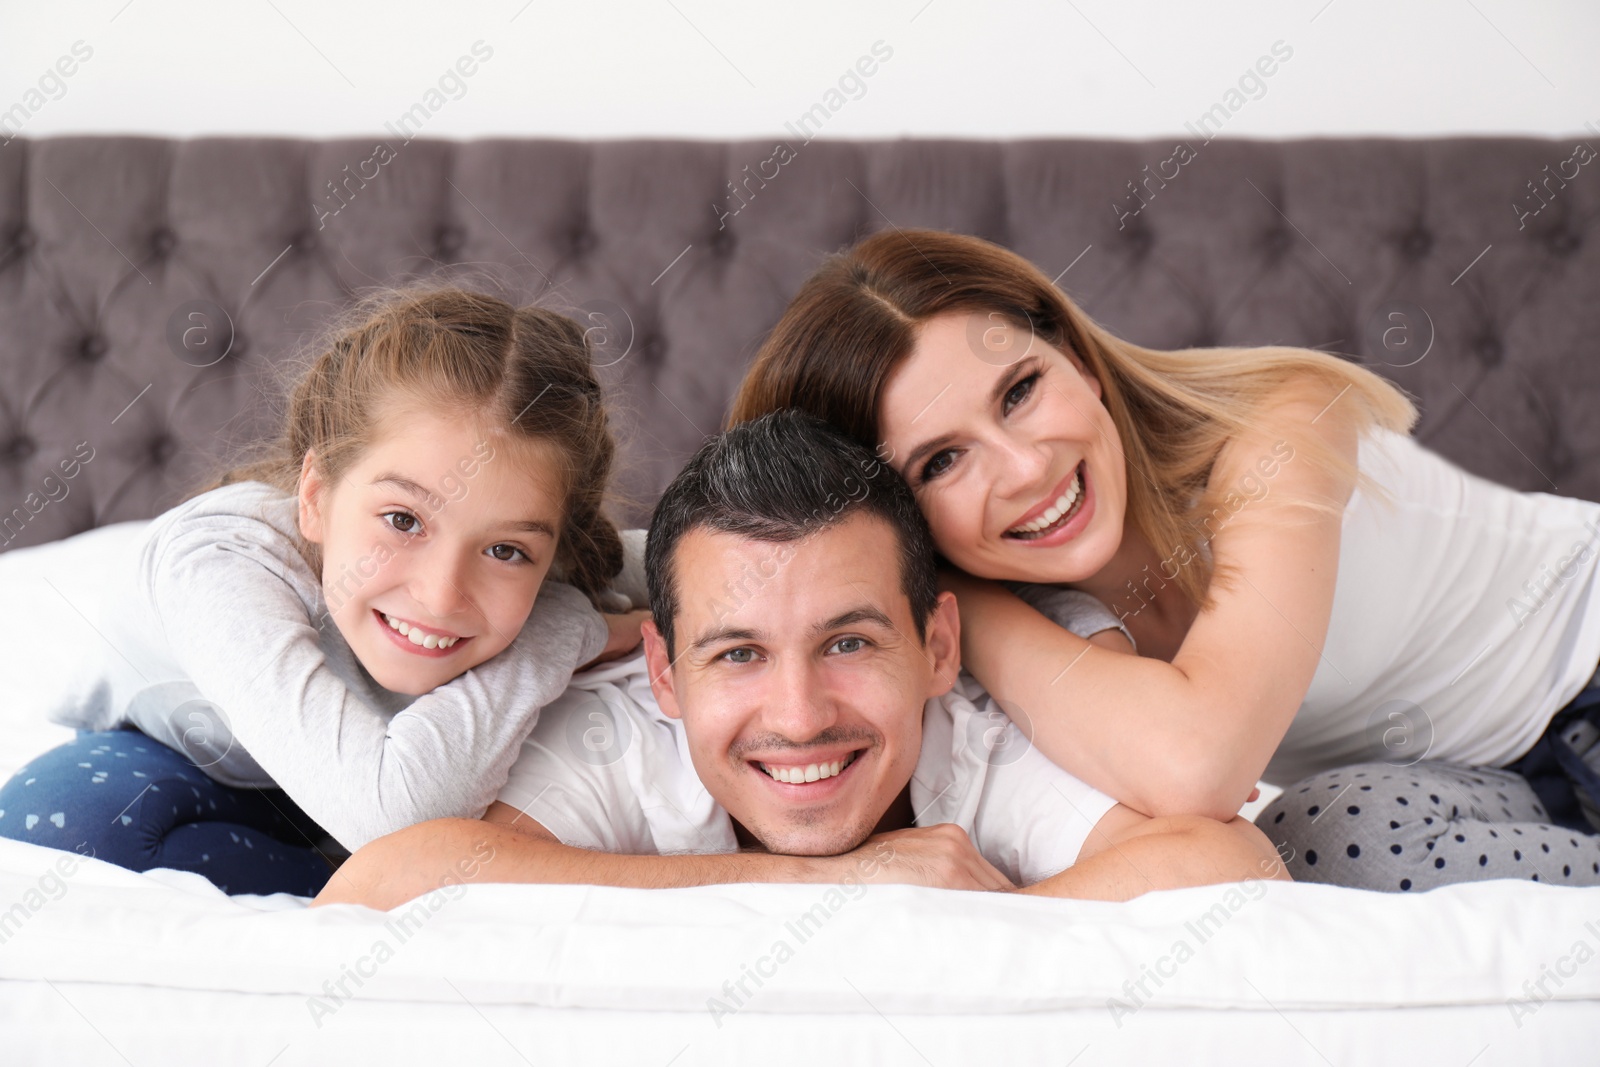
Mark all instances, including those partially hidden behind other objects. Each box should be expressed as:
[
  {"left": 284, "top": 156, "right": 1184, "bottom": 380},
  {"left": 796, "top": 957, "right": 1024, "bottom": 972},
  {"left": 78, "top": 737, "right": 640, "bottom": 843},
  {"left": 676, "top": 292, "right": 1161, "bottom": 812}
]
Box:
[
  {"left": 920, "top": 449, "right": 956, "bottom": 483},
  {"left": 829, "top": 636, "right": 867, "bottom": 655},
  {"left": 722, "top": 647, "right": 755, "bottom": 664},
  {"left": 1003, "top": 372, "right": 1039, "bottom": 414},
  {"left": 487, "top": 543, "right": 528, "bottom": 563},
  {"left": 383, "top": 511, "right": 420, "bottom": 534}
]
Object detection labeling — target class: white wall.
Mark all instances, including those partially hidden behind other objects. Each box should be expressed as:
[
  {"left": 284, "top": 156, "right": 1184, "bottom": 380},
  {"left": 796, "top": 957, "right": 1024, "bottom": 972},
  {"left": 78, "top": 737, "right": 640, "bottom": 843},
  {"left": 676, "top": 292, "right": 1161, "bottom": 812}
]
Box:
[{"left": 2, "top": 0, "right": 1596, "bottom": 142}]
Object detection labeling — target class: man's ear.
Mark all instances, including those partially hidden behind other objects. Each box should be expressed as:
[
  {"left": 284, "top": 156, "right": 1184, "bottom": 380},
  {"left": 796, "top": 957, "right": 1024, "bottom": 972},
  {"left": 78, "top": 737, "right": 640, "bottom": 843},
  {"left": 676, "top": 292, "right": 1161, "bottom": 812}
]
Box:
[
  {"left": 297, "top": 450, "right": 326, "bottom": 544},
  {"left": 923, "top": 590, "right": 961, "bottom": 696},
  {"left": 641, "top": 618, "right": 683, "bottom": 720}
]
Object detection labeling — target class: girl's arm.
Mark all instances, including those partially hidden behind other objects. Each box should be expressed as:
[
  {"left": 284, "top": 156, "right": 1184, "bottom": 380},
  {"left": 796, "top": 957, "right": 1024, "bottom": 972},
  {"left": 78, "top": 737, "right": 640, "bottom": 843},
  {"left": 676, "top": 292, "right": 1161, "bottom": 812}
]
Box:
[
  {"left": 952, "top": 381, "right": 1359, "bottom": 822},
  {"left": 144, "top": 514, "right": 608, "bottom": 852}
]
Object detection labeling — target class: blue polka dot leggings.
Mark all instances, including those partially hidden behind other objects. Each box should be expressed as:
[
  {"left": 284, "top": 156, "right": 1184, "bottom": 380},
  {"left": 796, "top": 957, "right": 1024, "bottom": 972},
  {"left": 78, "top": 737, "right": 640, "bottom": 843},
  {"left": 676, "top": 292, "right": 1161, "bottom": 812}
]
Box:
[
  {"left": 1258, "top": 760, "right": 1600, "bottom": 891},
  {"left": 0, "top": 728, "right": 335, "bottom": 896}
]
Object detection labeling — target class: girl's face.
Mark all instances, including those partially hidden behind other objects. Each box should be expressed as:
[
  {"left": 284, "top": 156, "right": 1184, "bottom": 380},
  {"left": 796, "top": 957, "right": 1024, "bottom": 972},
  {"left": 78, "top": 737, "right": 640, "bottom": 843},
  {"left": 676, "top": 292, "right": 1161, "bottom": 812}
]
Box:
[
  {"left": 298, "top": 403, "right": 566, "bottom": 696},
  {"left": 877, "top": 311, "right": 1128, "bottom": 584}
]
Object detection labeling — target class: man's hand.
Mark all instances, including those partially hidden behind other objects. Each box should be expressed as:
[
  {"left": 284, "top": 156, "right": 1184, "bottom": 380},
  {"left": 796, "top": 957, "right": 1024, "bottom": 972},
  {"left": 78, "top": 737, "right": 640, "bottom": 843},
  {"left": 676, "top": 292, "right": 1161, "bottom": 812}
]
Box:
[
  {"left": 834, "top": 823, "right": 1016, "bottom": 892},
  {"left": 579, "top": 609, "right": 651, "bottom": 671}
]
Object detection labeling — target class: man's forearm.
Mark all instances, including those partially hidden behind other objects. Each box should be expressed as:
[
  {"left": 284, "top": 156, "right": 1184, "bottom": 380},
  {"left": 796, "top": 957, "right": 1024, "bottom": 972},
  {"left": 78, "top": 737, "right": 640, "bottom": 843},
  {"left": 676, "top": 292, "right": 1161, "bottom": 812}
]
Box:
[
  {"left": 314, "top": 817, "right": 840, "bottom": 910},
  {"left": 1017, "top": 815, "right": 1290, "bottom": 902}
]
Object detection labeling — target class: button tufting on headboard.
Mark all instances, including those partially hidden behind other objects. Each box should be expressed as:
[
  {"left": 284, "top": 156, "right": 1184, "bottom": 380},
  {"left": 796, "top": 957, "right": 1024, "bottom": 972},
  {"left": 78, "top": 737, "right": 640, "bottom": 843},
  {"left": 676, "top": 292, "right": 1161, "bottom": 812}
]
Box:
[{"left": 0, "top": 134, "right": 1596, "bottom": 550}]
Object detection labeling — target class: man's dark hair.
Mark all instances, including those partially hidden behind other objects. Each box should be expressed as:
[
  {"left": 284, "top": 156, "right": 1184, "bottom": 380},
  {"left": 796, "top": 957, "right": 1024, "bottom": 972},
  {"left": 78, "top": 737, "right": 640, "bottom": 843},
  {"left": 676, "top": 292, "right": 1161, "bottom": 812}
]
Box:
[{"left": 645, "top": 410, "right": 939, "bottom": 658}]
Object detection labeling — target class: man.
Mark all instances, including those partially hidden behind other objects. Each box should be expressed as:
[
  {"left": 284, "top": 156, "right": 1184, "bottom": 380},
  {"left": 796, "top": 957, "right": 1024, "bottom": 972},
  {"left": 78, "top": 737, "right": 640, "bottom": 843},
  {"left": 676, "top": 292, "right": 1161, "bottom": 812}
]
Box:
[{"left": 315, "top": 413, "right": 1287, "bottom": 909}]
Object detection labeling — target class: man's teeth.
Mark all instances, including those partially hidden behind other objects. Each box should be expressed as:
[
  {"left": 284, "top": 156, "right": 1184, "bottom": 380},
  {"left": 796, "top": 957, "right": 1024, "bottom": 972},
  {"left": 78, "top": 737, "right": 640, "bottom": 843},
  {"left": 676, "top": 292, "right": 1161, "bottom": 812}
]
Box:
[
  {"left": 382, "top": 612, "right": 460, "bottom": 649},
  {"left": 1009, "top": 467, "right": 1083, "bottom": 535},
  {"left": 760, "top": 752, "right": 858, "bottom": 784}
]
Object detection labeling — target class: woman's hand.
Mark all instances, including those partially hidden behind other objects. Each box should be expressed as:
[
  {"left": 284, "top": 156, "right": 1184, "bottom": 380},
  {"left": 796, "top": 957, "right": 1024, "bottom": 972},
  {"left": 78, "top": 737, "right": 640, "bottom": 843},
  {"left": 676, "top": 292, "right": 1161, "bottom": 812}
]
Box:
[{"left": 579, "top": 608, "right": 651, "bottom": 671}]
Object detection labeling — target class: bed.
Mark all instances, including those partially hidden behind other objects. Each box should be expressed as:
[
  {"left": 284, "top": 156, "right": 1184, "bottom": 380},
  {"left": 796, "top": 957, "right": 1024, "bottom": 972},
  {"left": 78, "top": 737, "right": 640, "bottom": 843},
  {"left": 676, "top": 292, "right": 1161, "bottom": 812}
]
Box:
[{"left": 3, "top": 135, "right": 1598, "bottom": 1062}]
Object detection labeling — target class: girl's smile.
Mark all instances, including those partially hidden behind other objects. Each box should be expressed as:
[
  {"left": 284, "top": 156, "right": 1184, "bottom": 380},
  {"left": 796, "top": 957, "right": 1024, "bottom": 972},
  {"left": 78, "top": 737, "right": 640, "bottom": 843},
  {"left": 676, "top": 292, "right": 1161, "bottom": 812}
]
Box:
[{"left": 374, "top": 609, "right": 472, "bottom": 656}]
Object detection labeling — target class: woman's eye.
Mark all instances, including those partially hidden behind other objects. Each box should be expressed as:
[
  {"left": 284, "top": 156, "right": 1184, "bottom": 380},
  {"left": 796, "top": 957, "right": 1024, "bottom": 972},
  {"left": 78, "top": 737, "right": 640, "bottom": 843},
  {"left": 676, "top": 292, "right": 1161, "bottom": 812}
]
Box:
[
  {"left": 1003, "top": 372, "right": 1039, "bottom": 414},
  {"left": 830, "top": 636, "right": 867, "bottom": 655},
  {"left": 921, "top": 450, "right": 956, "bottom": 483},
  {"left": 383, "top": 511, "right": 419, "bottom": 534},
  {"left": 723, "top": 647, "right": 755, "bottom": 664},
  {"left": 488, "top": 543, "right": 528, "bottom": 563}
]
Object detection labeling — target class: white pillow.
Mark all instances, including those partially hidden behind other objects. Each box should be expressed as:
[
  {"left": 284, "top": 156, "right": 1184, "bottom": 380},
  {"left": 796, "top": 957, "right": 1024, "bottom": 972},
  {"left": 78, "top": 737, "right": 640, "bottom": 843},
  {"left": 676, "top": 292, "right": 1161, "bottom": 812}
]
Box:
[{"left": 0, "top": 522, "right": 150, "bottom": 781}]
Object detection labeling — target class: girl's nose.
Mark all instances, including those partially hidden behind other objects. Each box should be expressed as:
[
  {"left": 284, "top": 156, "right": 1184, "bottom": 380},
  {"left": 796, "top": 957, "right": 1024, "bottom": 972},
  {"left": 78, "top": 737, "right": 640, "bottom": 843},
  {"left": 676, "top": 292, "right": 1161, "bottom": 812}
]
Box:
[{"left": 409, "top": 548, "right": 473, "bottom": 622}]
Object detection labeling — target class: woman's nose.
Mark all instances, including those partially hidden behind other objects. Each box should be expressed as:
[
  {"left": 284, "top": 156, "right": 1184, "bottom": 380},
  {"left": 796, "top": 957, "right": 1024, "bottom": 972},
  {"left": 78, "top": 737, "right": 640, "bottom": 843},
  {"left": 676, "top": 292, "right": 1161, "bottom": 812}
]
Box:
[{"left": 988, "top": 432, "right": 1053, "bottom": 496}]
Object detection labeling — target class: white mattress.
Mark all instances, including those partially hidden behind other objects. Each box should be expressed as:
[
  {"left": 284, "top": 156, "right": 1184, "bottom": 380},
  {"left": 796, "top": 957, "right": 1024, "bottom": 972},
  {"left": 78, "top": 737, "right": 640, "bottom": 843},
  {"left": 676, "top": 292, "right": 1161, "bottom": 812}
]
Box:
[
  {"left": 1, "top": 837, "right": 1598, "bottom": 1064},
  {"left": 4, "top": 525, "right": 1599, "bottom": 1065}
]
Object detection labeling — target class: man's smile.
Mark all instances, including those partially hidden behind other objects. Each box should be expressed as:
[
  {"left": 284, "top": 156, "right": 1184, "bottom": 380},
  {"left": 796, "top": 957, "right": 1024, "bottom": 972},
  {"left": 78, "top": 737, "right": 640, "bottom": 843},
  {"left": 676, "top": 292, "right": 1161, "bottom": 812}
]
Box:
[{"left": 754, "top": 749, "right": 863, "bottom": 784}]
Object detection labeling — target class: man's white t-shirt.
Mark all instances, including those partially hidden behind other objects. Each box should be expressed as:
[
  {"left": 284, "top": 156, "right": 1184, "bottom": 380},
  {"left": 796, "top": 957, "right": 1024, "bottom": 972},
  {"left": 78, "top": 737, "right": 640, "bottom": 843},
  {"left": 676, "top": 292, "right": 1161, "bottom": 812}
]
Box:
[{"left": 496, "top": 652, "right": 1121, "bottom": 887}]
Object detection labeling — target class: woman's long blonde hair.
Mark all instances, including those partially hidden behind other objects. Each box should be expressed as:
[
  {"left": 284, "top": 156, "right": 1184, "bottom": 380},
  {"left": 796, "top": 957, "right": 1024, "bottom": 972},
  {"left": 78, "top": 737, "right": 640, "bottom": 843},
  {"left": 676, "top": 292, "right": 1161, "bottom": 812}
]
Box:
[{"left": 730, "top": 228, "right": 1417, "bottom": 608}]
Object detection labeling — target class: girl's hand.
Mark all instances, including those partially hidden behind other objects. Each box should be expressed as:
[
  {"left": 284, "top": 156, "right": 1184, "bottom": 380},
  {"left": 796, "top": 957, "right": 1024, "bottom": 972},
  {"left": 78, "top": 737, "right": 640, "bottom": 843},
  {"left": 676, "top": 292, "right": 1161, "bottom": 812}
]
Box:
[{"left": 579, "top": 609, "right": 651, "bottom": 671}]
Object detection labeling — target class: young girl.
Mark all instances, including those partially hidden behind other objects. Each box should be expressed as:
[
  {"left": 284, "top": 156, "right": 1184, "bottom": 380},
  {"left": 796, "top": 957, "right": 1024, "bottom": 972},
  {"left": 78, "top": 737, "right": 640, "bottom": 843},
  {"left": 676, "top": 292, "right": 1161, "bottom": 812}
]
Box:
[
  {"left": 731, "top": 228, "right": 1600, "bottom": 892},
  {"left": 0, "top": 288, "right": 646, "bottom": 896}
]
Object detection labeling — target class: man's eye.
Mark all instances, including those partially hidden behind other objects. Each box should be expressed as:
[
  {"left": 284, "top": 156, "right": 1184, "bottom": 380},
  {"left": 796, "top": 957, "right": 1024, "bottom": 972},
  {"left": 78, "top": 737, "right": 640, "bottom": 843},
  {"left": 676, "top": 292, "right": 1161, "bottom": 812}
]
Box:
[
  {"left": 1003, "top": 372, "right": 1039, "bottom": 413},
  {"left": 723, "top": 648, "right": 755, "bottom": 664},
  {"left": 383, "top": 511, "right": 419, "bottom": 534},
  {"left": 829, "top": 636, "right": 867, "bottom": 655},
  {"left": 487, "top": 543, "right": 528, "bottom": 563}
]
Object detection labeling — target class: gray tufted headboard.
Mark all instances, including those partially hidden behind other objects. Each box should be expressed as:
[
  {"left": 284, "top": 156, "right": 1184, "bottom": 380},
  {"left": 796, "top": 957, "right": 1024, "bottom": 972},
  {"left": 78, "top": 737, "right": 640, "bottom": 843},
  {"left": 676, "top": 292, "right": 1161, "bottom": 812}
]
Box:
[{"left": 2, "top": 135, "right": 1596, "bottom": 551}]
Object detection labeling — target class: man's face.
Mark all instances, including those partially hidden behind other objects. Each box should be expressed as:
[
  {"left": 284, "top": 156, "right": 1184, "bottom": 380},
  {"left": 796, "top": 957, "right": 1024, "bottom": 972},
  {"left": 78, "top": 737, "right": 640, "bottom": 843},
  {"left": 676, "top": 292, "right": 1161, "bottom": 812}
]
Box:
[{"left": 642, "top": 513, "right": 960, "bottom": 856}]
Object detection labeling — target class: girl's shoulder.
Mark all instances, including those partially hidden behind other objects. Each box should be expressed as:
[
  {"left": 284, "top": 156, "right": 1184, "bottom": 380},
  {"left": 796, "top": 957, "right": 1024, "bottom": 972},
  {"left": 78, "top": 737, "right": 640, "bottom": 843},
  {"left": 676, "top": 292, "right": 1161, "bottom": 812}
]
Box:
[
  {"left": 149, "top": 479, "right": 297, "bottom": 539},
  {"left": 139, "top": 480, "right": 313, "bottom": 583}
]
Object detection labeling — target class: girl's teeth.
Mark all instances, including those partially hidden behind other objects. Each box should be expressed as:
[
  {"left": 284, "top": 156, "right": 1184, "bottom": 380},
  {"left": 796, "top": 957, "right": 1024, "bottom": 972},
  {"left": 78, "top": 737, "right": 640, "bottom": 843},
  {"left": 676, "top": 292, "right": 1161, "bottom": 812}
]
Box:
[{"left": 383, "top": 613, "right": 459, "bottom": 649}]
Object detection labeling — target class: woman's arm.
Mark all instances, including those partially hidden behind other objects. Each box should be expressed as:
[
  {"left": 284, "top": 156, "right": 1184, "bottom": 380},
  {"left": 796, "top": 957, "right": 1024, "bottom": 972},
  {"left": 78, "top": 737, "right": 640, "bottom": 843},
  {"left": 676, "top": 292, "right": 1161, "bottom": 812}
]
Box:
[
  {"left": 1016, "top": 804, "right": 1290, "bottom": 901},
  {"left": 954, "top": 381, "right": 1359, "bottom": 821}
]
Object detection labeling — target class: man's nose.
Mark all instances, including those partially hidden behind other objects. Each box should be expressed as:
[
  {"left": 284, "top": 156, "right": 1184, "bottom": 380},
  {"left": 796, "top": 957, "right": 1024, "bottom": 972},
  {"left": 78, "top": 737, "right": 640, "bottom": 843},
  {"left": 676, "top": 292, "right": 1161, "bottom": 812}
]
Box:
[{"left": 759, "top": 657, "right": 838, "bottom": 743}]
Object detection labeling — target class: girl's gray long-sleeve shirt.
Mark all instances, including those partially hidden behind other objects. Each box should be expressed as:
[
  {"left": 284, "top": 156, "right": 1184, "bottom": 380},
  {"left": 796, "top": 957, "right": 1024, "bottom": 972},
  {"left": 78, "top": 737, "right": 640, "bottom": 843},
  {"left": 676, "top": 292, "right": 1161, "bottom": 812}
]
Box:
[{"left": 52, "top": 480, "right": 609, "bottom": 851}]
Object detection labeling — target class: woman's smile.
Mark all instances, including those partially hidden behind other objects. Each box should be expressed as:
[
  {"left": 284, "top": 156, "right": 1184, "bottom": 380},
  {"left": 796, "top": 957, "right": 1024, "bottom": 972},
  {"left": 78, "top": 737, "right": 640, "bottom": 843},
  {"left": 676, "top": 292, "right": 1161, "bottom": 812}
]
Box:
[{"left": 1004, "top": 460, "right": 1089, "bottom": 541}]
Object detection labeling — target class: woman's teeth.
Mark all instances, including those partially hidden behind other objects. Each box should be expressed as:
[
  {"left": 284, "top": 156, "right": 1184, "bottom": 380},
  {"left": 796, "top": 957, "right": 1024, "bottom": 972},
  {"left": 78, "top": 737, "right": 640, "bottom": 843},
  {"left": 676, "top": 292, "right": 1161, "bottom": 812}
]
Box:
[
  {"left": 382, "top": 612, "right": 460, "bottom": 649},
  {"left": 1008, "top": 466, "right": 1084, "bottom": 537},
  {"left": 760, "top": 752, "right": 858, "bottom": 784}
]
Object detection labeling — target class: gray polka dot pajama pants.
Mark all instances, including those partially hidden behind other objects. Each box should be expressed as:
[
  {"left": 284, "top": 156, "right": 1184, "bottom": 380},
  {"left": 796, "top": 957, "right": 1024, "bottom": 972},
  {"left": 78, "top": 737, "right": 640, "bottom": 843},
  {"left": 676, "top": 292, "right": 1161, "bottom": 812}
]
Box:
[{"left": 1258, "top": 760, "right": 1600, "bottom": 892}]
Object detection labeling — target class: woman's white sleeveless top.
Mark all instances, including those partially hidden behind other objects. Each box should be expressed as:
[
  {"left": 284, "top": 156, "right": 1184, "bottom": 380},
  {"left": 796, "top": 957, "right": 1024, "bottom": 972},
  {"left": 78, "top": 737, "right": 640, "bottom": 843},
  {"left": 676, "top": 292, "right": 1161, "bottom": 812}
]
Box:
[{"left": 1266, "top": 428, "right": 1600, "bottom": 785}]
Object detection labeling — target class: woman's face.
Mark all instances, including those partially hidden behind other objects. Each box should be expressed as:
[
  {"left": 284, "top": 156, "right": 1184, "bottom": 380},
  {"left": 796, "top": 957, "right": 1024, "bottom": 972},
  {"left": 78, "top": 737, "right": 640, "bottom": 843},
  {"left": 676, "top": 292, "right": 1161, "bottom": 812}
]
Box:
[{"left": 877, "top": 311, "right": 1128, "bottom": 584}]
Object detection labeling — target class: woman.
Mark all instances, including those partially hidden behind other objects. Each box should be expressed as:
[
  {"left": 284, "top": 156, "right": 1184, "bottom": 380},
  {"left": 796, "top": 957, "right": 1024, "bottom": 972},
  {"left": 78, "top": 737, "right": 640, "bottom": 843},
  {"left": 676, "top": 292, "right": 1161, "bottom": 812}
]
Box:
[{"left": 730, "top": 228, "right": 1600, "bottom": 892}]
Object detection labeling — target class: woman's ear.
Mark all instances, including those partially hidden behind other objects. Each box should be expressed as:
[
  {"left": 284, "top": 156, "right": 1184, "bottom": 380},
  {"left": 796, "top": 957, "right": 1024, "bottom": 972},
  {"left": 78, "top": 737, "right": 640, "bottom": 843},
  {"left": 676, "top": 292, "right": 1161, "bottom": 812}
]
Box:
[{"left": 297, "top": 450, "right": 326, "bottom": 544}]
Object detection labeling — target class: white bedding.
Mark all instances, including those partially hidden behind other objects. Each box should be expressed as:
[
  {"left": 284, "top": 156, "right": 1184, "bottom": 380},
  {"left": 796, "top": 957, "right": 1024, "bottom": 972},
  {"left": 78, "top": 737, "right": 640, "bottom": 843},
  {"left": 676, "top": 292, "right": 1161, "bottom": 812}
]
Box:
[
  {"left": 4, "top": 526, "right": 1599, "bottom": 1064},
  {"left": 1, "top": 837, "right": 1598, "bottom": 1064}
]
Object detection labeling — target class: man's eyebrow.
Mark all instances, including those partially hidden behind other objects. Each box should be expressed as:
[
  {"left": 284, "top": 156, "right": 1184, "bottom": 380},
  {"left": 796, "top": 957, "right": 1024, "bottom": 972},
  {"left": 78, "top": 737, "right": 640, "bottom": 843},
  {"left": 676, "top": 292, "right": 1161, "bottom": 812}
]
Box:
[
  {"left": 688, "top": 626, "right": 764, "bottom": 655},
  {"left": 370, "top": 473, "right": 556, "bottom": 538},
  {"left": 810, "top": 607, "right": 896, "bottom": 637}
]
